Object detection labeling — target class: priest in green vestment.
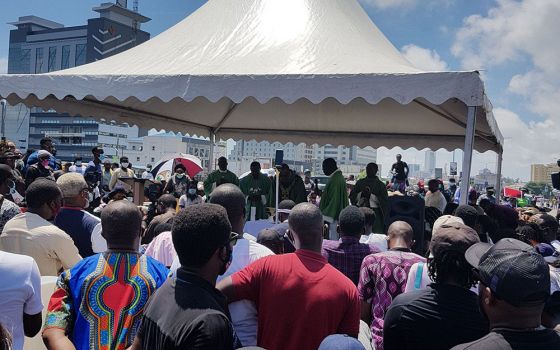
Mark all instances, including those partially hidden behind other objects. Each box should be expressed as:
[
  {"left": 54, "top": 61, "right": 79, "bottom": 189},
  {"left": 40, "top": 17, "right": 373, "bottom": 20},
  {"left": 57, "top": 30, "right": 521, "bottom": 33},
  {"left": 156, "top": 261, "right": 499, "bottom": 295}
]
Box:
[
  {"left": 319, "top": 158, "right": 349, "bottom": 239},
  {"left": 203, "top": 157, "right": 239, "bottom": 198},
  {"left": 239, "top": 161, "right": 271, "bottom": 221},
  {"left": 269, "top": 164, "right": 307, "bottom": 207},
  {"left": 349, "top": 162, "right": 388, "bottom": 234}
]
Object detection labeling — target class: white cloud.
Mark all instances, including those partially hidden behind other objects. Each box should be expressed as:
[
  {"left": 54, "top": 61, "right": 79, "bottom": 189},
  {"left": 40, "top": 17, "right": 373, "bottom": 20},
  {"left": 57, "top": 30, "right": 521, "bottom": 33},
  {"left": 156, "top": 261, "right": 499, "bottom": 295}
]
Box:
[
  {"left": 400, "top": 44, "right": 449, "bottom": 71},
  {"left": 452, "top": 0, "right": 560, "bottom": 75},
  {"left": 492, "top": 107, "right": 560, "bottom": 179},
  {"left": 450, "top": 0, "right": 560, "bottom": 179},
  {"left": 359, "top": 0, "right": 417, "bottom": 9},
  {"left": 0, "top": 58, "right": 7, "bottom": 74}
]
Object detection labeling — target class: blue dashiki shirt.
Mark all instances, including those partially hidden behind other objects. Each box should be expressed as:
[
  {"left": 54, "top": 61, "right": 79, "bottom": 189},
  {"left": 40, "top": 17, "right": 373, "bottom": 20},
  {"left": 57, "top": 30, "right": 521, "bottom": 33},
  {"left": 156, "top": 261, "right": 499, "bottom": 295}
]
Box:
[{"left": 44, "top": 252, "right": 168, "bottom": 350}]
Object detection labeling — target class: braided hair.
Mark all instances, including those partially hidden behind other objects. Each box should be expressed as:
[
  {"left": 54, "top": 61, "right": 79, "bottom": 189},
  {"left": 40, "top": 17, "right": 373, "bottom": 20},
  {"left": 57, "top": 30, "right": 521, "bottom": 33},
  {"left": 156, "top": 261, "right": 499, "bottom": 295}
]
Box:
[{"left": 428, "top": 250, "right": 478, "bottom": 289}]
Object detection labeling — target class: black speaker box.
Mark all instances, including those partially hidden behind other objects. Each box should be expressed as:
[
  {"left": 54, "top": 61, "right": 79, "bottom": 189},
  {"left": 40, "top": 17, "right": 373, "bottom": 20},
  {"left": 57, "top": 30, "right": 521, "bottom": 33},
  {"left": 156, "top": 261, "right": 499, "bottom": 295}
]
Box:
[{"left": 386, "top": 196, "right": 425, "bottom": 255}]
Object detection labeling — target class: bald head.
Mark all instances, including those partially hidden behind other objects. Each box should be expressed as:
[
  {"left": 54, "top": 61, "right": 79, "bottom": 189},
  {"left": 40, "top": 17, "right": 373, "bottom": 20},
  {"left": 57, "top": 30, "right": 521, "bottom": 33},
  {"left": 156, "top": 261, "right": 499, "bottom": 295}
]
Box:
[
  {"left": 101, "top": 200, "right": 142, "bottom": 249},
  {"left": 387, "top": 221, "right": 414, "bottom": 246},
  {"left": 210, "top": 183, "right": 245, "bottom": 231},
  {"left": 288, "top": 203, "right": 324, "bottom": 250}
]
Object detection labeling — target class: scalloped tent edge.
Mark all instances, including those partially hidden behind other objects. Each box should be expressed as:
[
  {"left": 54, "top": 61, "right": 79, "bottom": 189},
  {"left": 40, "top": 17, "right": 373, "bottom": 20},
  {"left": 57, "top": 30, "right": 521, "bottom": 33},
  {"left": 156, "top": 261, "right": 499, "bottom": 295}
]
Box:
[{"left": 0, "top": 0, "right": 504, "bottom": 203}]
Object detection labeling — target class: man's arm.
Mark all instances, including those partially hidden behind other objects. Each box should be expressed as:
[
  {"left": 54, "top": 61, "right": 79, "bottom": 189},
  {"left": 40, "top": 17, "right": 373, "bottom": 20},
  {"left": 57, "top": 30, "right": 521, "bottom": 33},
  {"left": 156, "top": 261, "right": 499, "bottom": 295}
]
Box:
[
  {"left": 43, "top": 328, "right": 76, "bottom": 350},
  {"left": 43, "top": 272, "right": 76, "bottom": 350},
  {"left": 217, "top": 259, "right": 264, "bottom": 304},
  {"left": 215, "top": 276, "right": 237, "bottom": 302},
  {"left": 23, "top": 311, "right": 43, "bottom": 337},
  {"left": 24, "top": 260, "right": 44, "bottom": 337},
  {"left": 404, "top": 162, "right": 409, "bottom": 177},
  {"left": 55, "top": 235, "right": 82, "bottom": 270},
  {"left": 203, "top": 172, "right": 215, "bottom": 197},
  {"left": 360, "top": 300, "right": 372, "bottom": 325}
]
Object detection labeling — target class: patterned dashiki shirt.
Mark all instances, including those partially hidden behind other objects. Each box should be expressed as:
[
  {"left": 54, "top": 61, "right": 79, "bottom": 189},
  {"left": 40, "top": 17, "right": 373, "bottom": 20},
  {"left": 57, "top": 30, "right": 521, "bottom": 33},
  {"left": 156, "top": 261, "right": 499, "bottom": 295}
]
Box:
[
  {"left": 44, "top": 252, "right": 169, "bottom": 350},
  {"left": 358, "top": 249, "right": 425, "bottom": 350}
]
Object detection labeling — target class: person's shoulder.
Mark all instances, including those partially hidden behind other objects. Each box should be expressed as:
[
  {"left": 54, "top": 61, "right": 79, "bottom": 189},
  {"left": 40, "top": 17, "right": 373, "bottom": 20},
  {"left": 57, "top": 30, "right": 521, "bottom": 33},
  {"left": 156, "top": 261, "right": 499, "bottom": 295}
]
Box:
[
  {"left": 248, "top": 239, "right": 275, "bottom": 258},
  {"left": 0, "top": 250, "right": 36, "bottom": 268},
  {"left": 143, "top": 254, "right": 170, "bottom": 274},
  {"left": 79, "top": 208, "right": 100, "bottom": 222},
  {"left": 391, "top": 286, "right": 430, "bottom": 306},
  {"left": 450, "top": 332, "right": 509, "bottom": 350}
]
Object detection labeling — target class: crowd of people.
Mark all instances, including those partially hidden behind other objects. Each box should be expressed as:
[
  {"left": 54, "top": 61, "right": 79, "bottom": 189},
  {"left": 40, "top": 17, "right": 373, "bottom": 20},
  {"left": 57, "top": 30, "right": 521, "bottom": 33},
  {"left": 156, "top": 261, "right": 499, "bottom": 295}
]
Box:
[{"left": 0, "top": 136, "right": 559, "bottom": 350}]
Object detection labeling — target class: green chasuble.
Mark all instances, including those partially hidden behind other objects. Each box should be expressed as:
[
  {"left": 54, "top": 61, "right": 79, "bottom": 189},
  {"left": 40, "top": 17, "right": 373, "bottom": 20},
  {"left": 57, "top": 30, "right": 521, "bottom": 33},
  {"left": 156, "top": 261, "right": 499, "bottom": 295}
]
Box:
[
  {"left": 320, "top": 169, "right": 349, "bottom": 220},
  {"left": 349, "top": 176, "right": 388, "bottom": 234},
  {"left": 203, "top": 170, "right": 240, "bottom": 197},
  {"left": 239, "top": 173, "right": 271, "bottom": 221}
]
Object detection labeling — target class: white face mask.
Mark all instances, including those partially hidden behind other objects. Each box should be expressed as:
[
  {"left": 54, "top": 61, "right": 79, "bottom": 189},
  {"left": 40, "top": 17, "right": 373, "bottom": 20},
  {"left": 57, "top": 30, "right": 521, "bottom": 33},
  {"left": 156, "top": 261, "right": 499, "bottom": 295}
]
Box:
[
  {"left": 121, "top": 162, "right": 129, "bottom": 168},
  {"left": 75, "top": 161, "right": 82, "bottom": 166},
  {"left": 176, "top": 173, "right": 185, "bottom": 179}
]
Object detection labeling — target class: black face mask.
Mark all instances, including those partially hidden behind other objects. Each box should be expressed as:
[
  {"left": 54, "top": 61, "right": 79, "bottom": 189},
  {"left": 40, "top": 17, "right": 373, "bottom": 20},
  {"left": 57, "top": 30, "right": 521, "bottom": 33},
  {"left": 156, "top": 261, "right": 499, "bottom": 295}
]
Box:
[{"left": 219, "top": 246, "right": 233, "bottom": 276}]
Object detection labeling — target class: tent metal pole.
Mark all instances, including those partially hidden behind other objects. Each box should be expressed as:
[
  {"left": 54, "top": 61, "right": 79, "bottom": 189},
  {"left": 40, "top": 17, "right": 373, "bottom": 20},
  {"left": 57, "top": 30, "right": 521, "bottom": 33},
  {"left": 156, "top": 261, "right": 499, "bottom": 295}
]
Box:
[
  {"left": 495, "top": 150, "right": 503, "bottom": 203},
  {"left": 459, "top": 106, "right": 477, "bottom": 205},
  {"left": 208, "top": 131, "right": 215, "bottom": 174}
]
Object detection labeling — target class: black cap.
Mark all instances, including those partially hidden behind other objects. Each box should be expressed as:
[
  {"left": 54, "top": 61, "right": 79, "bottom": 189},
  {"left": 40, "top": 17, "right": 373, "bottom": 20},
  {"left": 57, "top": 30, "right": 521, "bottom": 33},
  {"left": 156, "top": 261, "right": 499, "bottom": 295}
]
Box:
[{"left": 465, "top": 238, "right": 550, "bottom": 306}]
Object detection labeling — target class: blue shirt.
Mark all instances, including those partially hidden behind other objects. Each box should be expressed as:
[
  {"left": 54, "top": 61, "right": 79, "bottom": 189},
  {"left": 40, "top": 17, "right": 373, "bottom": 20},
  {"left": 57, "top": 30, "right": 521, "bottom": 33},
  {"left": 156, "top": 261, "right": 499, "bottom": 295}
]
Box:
[
  {"left": 44, "top": 253, "right": 169, "bottom": 350},
  {"left": 54, "top": 208, "right": 100, "bottom": 258},
  {"left": 25, "top": 150, "right": 58, "bottom": 171}
]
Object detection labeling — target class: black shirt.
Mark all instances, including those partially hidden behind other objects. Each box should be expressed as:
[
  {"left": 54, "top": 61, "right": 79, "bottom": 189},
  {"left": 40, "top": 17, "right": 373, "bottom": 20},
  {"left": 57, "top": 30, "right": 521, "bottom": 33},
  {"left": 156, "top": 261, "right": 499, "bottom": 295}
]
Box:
[
  {"left": 136, "top": 268, "right": 240, "bottom": 350},
  {"left": 384, "top": 283, "right": 489, "bottom": 350},
  {"left": 451, "top": 328, "right": 560, "bottom": 350},
  {"left": 391, "top": 161, "right": 408, "bottom": 181}
]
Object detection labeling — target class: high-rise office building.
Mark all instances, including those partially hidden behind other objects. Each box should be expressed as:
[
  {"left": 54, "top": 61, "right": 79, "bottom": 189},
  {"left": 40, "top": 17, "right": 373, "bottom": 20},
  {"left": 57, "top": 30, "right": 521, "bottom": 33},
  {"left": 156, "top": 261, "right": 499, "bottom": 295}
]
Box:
[
  {"left": 424, "top": 150, "right": 436, "bottom": 177},
  {"left": 6, "top": 1, "right": 150, "bottom": 161}
]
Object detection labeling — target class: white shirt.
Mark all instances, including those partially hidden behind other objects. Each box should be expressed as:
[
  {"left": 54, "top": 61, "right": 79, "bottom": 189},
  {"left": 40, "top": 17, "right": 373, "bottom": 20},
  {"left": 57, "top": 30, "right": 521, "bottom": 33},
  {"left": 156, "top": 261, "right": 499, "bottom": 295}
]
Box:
[
  {"left": 170, "top": 236, "right": 273, "bottom": 346},
  {"left": 91, "top": 222, "right": 107, "bottom": 253},
  {"left": 178, "top": 194, "right": 203, "bottom": 208},
  {"left": 405, "top": 261, "right": 478, "bottom": 294},
  {"left": 0, "top": 251, "right": 43, "bottom": 350},
  {"left": 360, "top": 233, "right": 388, "bottom": 251},
  {"left": 69, "top": 164, "right": 87, "bottom": 175},
  {"left": 0, "top": 212, "right": 82, "bottom": 276},
  {"left": 424, "top": 190, "right": 447, "bottom": 213}
]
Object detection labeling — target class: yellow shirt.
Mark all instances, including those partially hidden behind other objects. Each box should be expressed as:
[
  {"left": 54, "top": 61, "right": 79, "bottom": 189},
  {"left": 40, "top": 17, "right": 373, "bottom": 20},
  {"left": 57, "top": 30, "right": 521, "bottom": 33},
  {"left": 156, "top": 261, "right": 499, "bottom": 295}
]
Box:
[{"left": 0, "top": 212, "right": 82, "bottom": 276}]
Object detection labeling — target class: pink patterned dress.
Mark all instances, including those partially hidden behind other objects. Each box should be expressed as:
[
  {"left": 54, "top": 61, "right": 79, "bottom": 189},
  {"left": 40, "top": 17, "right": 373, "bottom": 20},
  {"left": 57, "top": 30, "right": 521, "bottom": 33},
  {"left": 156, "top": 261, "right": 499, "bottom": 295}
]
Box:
[{"left": 358, "top": 249, "right": 425, "bottom": 350}]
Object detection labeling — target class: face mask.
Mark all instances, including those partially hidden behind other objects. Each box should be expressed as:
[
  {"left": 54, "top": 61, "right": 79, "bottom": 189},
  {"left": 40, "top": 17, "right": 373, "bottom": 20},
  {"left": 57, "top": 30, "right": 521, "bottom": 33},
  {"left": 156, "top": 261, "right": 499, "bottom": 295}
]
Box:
[
  {"left": 188, "top": 188, "right": 197, "bottom": 195},
  {"left": 75, "top": 161, "right": 82, "bottom": 166},
  {"left": 147, "top": 168, "right": 152, "bottom": 171},
  {"left": 219, "top": 246, "right": 233, "bottom": 276},
  {"left": 7, "top": 180, "right": 24, "bottom": 204},
  {"left": 176, "top": 173, "right": 185, "bottom": 179},
  {"left": 121, "top": 162, "right": 129, "bottom": 168},
  {"left": 41, "top": 159, "right": 50, "bottom": 168}
]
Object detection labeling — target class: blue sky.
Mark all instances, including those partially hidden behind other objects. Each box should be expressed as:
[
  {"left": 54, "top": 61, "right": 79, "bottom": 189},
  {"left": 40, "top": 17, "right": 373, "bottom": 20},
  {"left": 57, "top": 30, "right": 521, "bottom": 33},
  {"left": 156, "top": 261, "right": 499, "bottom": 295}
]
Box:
[{"left": 0, "top": 0, "right": 558, "bottom": 180}]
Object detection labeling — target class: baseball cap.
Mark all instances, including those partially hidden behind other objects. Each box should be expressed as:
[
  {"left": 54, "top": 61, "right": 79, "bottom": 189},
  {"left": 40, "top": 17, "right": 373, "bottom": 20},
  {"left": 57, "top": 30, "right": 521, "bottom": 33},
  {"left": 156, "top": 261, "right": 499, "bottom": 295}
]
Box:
[
  {"left": 432, "top": 215, "right": 464, "bottom": 234},
  {"left": 38, "top": 149, "right": 52, "bottom": 158},
  {"left": 430, "top": 222, "right": 479, "bottom": 258},
  {"left": 465, "top": 238, "right": 550, "bottom": 306},
  {"left": 318, "top": 335, "right": 365, "bottom": 350}
]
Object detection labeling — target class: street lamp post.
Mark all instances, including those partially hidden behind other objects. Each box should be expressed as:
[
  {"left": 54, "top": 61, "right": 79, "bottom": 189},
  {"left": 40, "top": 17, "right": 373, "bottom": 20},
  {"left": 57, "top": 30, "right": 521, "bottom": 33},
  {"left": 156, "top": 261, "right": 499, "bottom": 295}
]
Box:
[{"left": 0, "top": 99, "right": 7, "bottom": 139}]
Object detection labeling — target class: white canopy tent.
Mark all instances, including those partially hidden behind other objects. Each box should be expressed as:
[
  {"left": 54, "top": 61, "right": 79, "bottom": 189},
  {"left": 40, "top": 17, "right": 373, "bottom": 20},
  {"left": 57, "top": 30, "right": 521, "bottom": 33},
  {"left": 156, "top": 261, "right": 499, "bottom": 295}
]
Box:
[{"left": 0, "top": 0, "right": 503, "bottom": 203}]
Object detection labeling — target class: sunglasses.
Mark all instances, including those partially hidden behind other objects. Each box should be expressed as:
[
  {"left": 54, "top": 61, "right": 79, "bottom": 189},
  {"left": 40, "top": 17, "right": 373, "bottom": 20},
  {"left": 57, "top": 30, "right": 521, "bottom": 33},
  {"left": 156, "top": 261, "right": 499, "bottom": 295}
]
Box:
[{"left": 228, "top": 232, "right": 240, "bottom": 246}]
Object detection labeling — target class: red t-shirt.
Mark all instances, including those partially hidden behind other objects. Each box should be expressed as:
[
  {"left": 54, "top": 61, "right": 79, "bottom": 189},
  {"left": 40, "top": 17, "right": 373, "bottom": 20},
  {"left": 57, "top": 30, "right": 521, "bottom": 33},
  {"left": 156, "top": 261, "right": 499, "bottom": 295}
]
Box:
[{"left": 231, "top": 249, "right": 360, "bottom": 350}]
